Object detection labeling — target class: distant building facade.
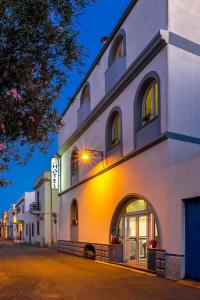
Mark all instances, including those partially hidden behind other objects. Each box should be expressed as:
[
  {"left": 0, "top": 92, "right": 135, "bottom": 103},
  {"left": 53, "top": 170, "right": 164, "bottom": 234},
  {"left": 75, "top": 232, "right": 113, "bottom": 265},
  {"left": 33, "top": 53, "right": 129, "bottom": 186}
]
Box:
[
  {"left": 24, "top": 172, "right": 59, "bottom": 247},
  {"left": 57, "top": 0, "right": 200, "bottom": 281},
  {"left": 15, "top": 192, "right": 35, "bottom": 241},
  {"left": 7, "top": 204, "right": 17, "bottom": 240},
  {"left": 0, "top": 211, "right": 8, "bottom": 239}
]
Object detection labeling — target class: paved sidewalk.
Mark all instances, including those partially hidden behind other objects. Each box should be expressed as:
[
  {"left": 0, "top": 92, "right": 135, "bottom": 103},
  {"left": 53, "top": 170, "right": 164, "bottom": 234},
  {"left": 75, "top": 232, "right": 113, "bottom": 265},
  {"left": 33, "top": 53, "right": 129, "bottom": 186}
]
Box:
[{"left": 0, "top": 240, "right": 200, "bottom": 300}]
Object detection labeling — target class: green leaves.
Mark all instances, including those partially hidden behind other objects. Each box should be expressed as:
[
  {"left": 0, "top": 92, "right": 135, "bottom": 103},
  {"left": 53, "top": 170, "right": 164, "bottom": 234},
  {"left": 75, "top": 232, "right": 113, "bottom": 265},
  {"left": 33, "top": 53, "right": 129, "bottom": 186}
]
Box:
[{"left": 0, "top": 0, "right": 93, "bottom": 186}]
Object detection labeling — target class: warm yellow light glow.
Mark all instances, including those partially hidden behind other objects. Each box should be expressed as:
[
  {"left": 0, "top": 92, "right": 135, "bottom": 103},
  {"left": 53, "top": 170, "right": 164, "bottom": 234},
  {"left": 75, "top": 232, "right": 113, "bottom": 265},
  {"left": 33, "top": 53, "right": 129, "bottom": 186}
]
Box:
[{"left": 80, "top": 151, "right": 90, "bottom": 161}]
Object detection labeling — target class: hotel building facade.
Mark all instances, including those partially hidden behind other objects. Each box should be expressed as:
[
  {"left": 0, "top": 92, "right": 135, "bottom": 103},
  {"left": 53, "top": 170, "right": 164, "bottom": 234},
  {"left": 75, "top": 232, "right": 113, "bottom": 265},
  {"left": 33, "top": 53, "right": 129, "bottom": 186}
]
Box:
[{"left": 57, "top": 0, "right": 200, "bottom": 280}]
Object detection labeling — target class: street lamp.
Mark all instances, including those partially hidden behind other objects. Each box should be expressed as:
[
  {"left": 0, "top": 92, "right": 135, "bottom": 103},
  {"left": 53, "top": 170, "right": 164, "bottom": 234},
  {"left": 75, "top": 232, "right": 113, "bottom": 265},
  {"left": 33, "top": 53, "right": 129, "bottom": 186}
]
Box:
[{"left": 80, "top": 148, "right": 104, "bottom": 166}]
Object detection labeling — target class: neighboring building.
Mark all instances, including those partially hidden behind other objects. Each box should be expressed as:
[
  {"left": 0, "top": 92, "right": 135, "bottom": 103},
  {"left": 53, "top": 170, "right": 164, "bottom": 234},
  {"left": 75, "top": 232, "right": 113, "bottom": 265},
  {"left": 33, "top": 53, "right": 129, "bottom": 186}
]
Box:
[
  {"left": 24, "top": 172, "right": 59, "bottom": 247},
  {"left": 7, "top": 204, "right": 17, "bottom": 240},
  {"left": 15, "top": 192, "right": 35, "bottom": 241},
  {"left": 0, "top": 211, "right": 8, "bottom": 239},
  {"left": 57, "top": 0, "right": 200, "bottom": 281}
]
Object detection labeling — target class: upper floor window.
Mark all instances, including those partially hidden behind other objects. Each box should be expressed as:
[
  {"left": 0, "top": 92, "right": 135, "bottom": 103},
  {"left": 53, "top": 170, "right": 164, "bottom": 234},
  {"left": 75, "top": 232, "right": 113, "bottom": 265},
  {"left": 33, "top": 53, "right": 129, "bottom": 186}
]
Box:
[
  {"left": 77, "top": 83, "right": 91, "bottom": 126},
  {"left": 134, "top": 72, "right": 161, "bottom": 150},
  {"left": 142, "top": 80, "right": 158, "bottom": 126},
  {"left": 70, "top": 199, "right": 78, "bottom": 225},
  {"left": 70, "top": 148, "right": 79, "bottom": 185},
  {"left": 111, "top": 113, "right": 120, "bottom": 146},
  {"left": 106, "top": 108, "right": 122, "bottom": 152},
  {"left": 106, "top": 29, "right": 126, "bottom": 93},
  {"left": 109, "top": 35, "right": 125, "bottom": 67},
  {"left": 80, "top": 84, "right": 90, "bottom": 105}
]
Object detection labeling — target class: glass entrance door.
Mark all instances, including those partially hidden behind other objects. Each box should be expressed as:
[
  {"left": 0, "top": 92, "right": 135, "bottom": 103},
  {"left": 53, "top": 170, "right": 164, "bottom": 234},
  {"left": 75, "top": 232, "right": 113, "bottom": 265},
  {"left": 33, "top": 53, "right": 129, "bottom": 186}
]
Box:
[
  {"left": 139, "top": 215, "right": 147, "bottom": 262},
  {"left": 124, "top": 214, "right": 148, "bottom": 263}
]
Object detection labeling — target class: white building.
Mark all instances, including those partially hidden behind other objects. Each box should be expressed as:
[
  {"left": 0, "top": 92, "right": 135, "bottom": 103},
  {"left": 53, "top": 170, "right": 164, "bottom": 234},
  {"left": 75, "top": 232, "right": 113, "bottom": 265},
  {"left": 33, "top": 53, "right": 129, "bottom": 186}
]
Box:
[
  {"left": 24, "top": 172, "right": 59, "bottom": 247},
  {"left": 7, "top": 204, "right": 17, "bottom": 240},
  {"left": 15, "top": 192, "right": 35, "bottom": 241},
  {"left": 57, "top": 0, "right": 200, "bottom": 280}
]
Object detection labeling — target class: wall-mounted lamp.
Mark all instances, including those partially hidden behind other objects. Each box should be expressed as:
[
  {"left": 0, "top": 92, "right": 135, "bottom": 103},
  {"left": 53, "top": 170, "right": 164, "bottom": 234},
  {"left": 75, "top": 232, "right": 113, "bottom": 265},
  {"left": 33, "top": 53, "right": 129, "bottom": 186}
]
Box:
[{"left": 80, "top": 148, "right": 104, "bottom": 166}]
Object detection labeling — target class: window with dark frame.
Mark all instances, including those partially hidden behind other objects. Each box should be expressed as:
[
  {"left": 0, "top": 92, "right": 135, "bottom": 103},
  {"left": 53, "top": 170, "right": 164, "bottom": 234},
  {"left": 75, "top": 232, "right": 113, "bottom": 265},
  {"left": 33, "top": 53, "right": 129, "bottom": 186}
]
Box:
[
  {"left": 71, "top": 150, "right": 79, "bottom": 177},
  {"left": 32, "top": 223, "right": 34, "bottom": 236},
  {"left": 107, "top": 111, "right": 121, "bottom": 150}
]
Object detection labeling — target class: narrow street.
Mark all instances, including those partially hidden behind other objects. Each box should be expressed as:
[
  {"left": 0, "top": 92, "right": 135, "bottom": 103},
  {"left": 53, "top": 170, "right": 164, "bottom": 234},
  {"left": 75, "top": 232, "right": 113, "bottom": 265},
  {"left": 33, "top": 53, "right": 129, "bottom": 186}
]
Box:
[{"left": 0, "top": 240, "right": 199, "bottom": 300}]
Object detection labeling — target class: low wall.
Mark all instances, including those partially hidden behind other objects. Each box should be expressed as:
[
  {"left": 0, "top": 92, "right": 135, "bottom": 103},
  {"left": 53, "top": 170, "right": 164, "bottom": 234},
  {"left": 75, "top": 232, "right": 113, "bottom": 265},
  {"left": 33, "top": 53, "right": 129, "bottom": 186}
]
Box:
[{"left": 57, "top": 240, "right": 123, "bottom": 262}]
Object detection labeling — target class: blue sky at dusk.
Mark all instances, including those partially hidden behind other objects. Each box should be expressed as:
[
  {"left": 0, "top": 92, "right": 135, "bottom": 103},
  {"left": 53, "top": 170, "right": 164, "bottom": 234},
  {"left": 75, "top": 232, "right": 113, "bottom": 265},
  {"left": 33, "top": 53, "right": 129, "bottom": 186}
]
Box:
[{"left": 0, "top": 0, "right": 131, "bottom": 214}]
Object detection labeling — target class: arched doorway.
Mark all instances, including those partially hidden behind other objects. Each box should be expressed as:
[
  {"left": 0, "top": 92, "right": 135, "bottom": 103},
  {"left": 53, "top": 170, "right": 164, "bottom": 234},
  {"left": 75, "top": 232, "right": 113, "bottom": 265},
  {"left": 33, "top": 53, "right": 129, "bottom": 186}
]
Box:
[
  {"left": 70, "top": 199, "right": 78, "bottom": 241},
  {"left": 110, "top": 196, "right": 160, "bottom": 267}
]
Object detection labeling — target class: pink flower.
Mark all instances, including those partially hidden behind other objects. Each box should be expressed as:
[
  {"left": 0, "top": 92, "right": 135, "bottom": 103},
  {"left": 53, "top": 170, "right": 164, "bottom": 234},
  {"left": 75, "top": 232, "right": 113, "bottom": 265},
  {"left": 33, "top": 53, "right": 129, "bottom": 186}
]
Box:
[
  {"left": 6, "top": 90, "right": 11, "bottom": 96},
  {"left": 0, "top": 144, "right": 5, "bottom": 151},
  {"left": 21, "top": 111, "right": 26, "bottom": 117},
  {"left": 12, "top": 88, "right": 18, "bottom": 98},
  {"left": 12, "top": 88, "right": 22, "bottom": 100},
  {"left": 29, "top": 116, "right": 35, "bottom": 123}
]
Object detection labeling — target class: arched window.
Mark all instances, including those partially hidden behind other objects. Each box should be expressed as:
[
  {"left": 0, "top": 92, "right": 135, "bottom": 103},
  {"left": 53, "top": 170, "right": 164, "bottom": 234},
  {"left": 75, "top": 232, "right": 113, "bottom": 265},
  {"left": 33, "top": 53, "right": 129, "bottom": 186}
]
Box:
[
  {"left": 134, "top": 72, "right": 161, "bottom": 149},
  {"left": 106, "top": 29, "right": 126, "bottom": 93},
  {"left": 70, "top": 148, "right": 79, "bottom": 185},
  {"left": 106, "top": 109, "right": 122, "bottom": 150},
  {"left": 80, "top": 84, "right": 90, "bottom": 105},
  {"left": 109, "top": 36, "right": 124, "bottom": 66},
  {"left": 142, "top": 80, "right": 158, "bottom": 126},
  {"left": 70, "top": 200, "right": 78, "bottom": 225},
  {"left": 77, "top": 83, "right": 91, "bottom": 126}
]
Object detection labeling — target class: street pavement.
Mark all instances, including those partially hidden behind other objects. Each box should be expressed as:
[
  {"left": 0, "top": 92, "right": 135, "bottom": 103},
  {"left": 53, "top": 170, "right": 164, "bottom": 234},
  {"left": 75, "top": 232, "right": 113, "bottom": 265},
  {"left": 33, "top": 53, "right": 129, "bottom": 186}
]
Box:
[{"left": 0, "top": 240, "right": 200, "bottom": 300}]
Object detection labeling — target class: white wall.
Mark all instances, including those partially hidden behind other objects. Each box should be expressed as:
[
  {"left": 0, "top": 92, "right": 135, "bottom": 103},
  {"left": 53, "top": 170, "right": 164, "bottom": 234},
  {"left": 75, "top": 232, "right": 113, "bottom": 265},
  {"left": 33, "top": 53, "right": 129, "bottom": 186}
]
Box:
[
  {"left": 58, "top": 0, "right": 168, "bottom": 146},
  {"left": 168, "top": 0, "right": 200, "bottom": 44},
  {"left": 60, "top": 48, "right": 167, "bottom": 192},
  {"left": 168, "top": 45, "right": 200, "bottom": 138}
]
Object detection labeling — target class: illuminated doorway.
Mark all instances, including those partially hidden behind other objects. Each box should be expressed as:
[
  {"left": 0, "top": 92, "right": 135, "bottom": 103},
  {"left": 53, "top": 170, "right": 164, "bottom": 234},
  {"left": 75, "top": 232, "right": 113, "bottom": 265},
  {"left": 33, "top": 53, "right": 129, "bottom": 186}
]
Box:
[{"left": 115, "top": 198, "right": 159, "bottom": 266}]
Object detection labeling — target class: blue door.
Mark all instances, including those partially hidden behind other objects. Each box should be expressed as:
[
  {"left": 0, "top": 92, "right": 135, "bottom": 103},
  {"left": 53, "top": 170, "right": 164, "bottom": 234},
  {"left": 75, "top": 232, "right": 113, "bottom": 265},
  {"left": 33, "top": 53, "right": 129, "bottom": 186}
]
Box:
[{"left": 185, "top": 198, "right": 200, "bottom": 280}]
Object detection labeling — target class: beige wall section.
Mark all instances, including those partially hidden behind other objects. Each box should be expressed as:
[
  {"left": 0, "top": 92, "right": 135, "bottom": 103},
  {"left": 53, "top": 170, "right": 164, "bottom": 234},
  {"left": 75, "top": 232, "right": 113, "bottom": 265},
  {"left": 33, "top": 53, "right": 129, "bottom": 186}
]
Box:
[
  {"left": 168, "top": 0, "right": 200, "bottom": 44},
  {"left": 59, "top": 141, "right": 168, "bottom": 245},
  {"left": 59, "top": 140, "right": 200, "bottom": 255},
  {"left": 60, "top": 48, "right": 168, "bottom": 192}
]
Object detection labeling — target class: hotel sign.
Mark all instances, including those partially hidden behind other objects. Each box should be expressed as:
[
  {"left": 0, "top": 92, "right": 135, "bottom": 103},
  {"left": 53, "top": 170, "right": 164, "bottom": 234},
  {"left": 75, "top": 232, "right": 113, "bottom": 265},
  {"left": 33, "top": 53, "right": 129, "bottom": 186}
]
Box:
[{"left": 51, "top": 157, "right": 59, "bottom": 189}]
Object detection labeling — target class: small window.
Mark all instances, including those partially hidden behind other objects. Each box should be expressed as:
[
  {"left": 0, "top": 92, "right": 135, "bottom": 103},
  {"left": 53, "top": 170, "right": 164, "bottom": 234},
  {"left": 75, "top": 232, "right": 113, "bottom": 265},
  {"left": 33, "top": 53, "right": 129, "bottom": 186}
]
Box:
[
  {"left": 109, "top": 34, "right": 125, "bottom": 67},
  {"left": 70, "top": 200, "right": 78, "bottom": 225},
  {"left": 142, "top": 80, "right": 158, "bottom": 126},
  {"left": 71, "top": 149, "right": 79, "bottom": 177},
  {"left": 80, "top": 85, "right": 90, "bottom": 105},
  {"left": 111, "top": 113, "right": 120, "bottom": 146},
  {"left": 106, "top": 110, "right": 121, "bottom": 150},
  {"left": 32, "top": 223, "right": 34, "bottom": 236},
  {"left": 116, "top": 39, "right": 124, "bottom": 58}
]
